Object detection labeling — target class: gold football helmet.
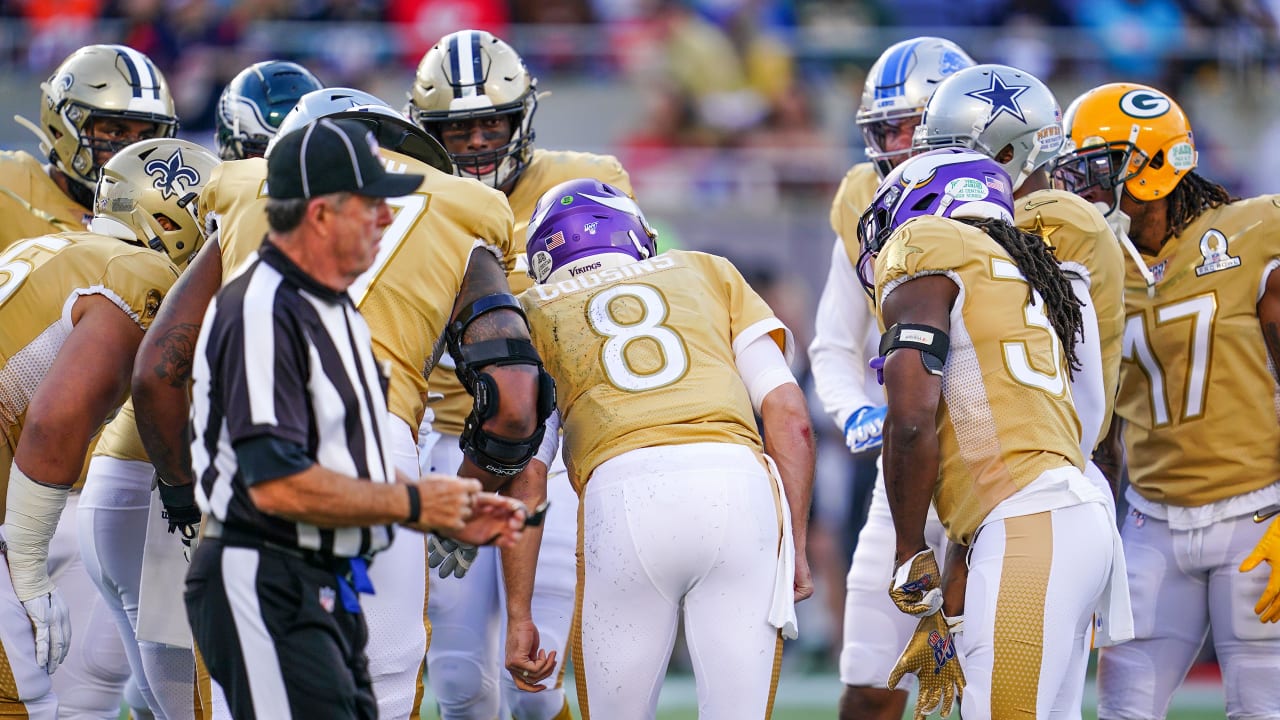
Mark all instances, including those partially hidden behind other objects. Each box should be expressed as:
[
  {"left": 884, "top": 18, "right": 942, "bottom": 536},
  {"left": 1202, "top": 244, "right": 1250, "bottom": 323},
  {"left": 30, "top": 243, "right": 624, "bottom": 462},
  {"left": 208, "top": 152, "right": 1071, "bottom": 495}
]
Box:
[
  {"left": 407, "top": 29, "right": 537, "bottom": 189},
  {"left": 19, "top": 45, "right": 178, "bottom": 194},
  {"left": 1051, "top": 83, "right": 1196, "bottom": 209},
  {"left": 90, "top": 138, "right": 219, "bottom": 268}
]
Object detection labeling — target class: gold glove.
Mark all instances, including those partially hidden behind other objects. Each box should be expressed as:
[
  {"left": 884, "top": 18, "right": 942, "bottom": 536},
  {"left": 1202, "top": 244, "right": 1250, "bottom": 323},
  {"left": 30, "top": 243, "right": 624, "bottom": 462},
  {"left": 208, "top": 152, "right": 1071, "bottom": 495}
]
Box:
[
  {"left": 889, "top": 549, "right": 943, "bottom": 617},
  {"left": 1240, "top": 516, "right": 1280, "bottom": 623},
  {"left": 888, "top": 611, "right": 965, "bottom": 720}
]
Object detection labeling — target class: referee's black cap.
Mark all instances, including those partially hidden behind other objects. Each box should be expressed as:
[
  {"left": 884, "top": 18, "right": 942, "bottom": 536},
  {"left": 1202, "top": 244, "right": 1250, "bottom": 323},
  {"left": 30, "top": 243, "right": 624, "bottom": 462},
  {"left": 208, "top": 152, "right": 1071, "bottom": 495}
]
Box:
[{"left": 267, "top": 118, "right": 424, "bottom": 200}]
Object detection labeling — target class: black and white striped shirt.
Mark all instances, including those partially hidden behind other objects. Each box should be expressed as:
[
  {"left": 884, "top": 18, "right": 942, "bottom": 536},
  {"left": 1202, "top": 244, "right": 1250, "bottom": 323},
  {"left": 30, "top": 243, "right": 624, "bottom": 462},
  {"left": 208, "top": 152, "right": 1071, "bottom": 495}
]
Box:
[{"left": 190, "top": 240, "right": 395, "bottom": 557}]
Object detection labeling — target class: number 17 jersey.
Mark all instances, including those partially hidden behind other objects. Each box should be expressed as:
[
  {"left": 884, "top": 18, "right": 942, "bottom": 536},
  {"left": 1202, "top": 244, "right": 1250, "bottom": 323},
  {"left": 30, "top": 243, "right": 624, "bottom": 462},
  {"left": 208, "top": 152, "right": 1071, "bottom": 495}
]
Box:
[{"left": 519, "top": 250, "right": 792, "bottom": 489}]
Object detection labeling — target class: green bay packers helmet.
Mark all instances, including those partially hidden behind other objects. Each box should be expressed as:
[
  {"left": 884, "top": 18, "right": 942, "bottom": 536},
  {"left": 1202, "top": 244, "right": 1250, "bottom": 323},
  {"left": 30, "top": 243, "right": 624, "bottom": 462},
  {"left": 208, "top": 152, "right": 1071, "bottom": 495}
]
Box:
[
  {"left": 267, "top": 88, "right": 452, "bottom": 174},
  {"left": 858, "top": 37, "right": 975, "bottom": 178},
  {"left": 25, "top": 45, "right": 178, "bottom": 193},
  {"left": 914, "top": 64, "right": 1063, "bottom": 191},
  {"left": 215, "top": 60, "right": 323, "bottom": 160},
  {"left": 90, "top": 138, "right": 219, "bottom": 268},
  {"left": 1050, "top": 83, "right": 1196, "bottom": 210},
  {"left": 407, "top": 29, "right": 537, "bottom": 189}
]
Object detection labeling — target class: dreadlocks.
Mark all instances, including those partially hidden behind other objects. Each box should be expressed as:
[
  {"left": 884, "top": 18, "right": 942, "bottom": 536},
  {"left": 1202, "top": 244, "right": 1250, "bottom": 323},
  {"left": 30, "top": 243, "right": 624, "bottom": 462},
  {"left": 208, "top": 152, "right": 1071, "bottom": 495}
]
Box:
[
  {"left": 1166, "top": 170, "right": 1234, "bottom": 240},
  {"left": 957, "top": 217, "right": 1084, "bottom": 378}
]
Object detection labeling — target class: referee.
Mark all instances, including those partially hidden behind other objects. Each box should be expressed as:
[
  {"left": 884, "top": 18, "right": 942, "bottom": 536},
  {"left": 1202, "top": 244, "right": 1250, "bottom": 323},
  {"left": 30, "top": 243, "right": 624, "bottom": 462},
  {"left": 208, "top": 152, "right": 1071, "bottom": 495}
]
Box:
[{"left": 184, "top": 119, "right": 525, "bottom": 719}]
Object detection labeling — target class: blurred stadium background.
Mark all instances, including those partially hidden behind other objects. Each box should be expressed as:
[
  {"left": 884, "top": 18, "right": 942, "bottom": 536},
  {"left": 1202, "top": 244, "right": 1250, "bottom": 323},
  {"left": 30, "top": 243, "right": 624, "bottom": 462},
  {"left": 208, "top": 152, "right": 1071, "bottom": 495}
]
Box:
[{"left": 5, "top": 0, "right": 1272, "bottom": 716}]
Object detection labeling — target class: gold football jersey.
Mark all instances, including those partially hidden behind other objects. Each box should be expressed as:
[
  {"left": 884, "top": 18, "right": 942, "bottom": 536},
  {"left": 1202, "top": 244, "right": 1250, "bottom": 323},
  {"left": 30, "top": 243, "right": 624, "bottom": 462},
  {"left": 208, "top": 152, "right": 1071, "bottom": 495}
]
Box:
[
  {"left": 1117, "top": 195, "right": 1280, "bottom": 506},
  {"left": 1016, "top": 188, "right": 1125, "bottom": 443},
  {"left": 520, "top": 250, "right": 788, "bottom": 490},
  {"left": 829, "top": 162, "right": 880, "bottom": 270},
  {"left": 874, "top": 216, "right": 1084, "bottom": 544},
  {"left": 428, "top": 149, "right": 634, "bottom": 438},
  {"left": 206, "top": 150, "right": 515, "bottom": 432},
  {"left": 0, "top": 232, "right": 178, "bottom": 505},
  {"left": 0, "top": 151, "right": 92, "bottom": 250}
]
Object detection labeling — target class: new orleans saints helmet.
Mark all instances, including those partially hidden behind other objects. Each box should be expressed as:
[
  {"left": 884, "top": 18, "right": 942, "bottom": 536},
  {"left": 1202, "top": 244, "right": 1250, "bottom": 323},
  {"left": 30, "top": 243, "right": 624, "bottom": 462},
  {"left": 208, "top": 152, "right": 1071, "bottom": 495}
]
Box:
[
  {"left": 90, "top": 138, "right": 219, "bottom": 268},
  {"left": 407, "top": 29, "right": 537, "bottom": 189},
  {"left": 1050, "top": 83, "right": 1197, "bottom": 211},
  {"left": 215, "top": 60, "right": 323, "bottom": 160},
  {"left": 858, "top": 37, "right": 975, "bottom": 178},
  {"left": 913, "top": 64, "right": 1063, "bottom": 191},
  {"left": 23, "top": 45, "right": 178, "bottom": 193},
  {"left": 268, "top": 88, "right": 452, "bottom": 174}
]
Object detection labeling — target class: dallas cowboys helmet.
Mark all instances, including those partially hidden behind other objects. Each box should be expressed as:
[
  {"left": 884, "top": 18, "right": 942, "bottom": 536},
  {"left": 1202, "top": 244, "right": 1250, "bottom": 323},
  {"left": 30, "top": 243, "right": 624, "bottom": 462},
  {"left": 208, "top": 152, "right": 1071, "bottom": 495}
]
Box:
[
  {"left": 90, "top": 138, "right": 220, "bottom": 268},
  {"left": 215, "top": 60, "right": 323, "bottom": 160},
  {"left": 858, "top": 37, "right": 975, "bottom": 178},
  {"left": 914, "top": 64, "right": 1063, "bottom": 191}
]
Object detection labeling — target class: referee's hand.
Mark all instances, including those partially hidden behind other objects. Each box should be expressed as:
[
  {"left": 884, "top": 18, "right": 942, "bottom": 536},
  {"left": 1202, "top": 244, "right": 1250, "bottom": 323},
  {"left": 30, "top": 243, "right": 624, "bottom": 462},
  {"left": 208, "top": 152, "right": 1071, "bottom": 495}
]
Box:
[{"left": 406, "top": 475, "right": 483, "bottom": 533}]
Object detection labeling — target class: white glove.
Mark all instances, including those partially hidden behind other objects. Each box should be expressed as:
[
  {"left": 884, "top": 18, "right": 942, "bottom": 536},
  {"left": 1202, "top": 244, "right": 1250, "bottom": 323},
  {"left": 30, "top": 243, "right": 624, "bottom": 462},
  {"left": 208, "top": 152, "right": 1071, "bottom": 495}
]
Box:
[
  {"left": 21, "top": 590, "right": 70, "bottom": 674},
  {"left": 427, "top": 535, "right": 478, "bottom": 579},
  {"left": 844, "top": 405, "right": 887, "bottom": 454}
]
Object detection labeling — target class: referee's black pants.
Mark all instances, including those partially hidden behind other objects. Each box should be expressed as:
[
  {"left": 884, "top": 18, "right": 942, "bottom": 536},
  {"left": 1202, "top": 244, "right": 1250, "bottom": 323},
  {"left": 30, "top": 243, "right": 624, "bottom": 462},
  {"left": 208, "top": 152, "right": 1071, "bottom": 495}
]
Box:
[{"left": 185, "top": 538, "right": 376, "bottom": 719}]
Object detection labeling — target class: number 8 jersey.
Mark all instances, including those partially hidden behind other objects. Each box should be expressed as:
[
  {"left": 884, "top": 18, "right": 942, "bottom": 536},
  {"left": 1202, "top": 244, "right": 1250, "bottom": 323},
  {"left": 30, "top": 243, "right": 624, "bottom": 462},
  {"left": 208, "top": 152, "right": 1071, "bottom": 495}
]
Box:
[
  {"left": 519, "top": 250, "right": 792, "bottom": 490},
  {"left": 1118, "top": 195, "right": 1280, "bottom": 506},
  {"left": 873, "top": 215, "right": 1085, "bottom": 545}
]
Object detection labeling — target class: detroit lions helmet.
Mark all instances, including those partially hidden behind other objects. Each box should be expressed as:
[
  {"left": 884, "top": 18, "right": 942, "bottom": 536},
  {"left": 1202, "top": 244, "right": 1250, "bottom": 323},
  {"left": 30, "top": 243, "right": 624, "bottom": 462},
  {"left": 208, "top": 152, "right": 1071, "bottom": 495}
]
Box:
[
  {"left": 913, "top": 64, "right": 1063, "bottom": 191},
  {"left": 90, "top": 138, "right": 220, "bottom": 268},
  {"left": 215, "top": 60, "right": 323, "bottom": 160},
  {"left": 857, "top": 147, "right": 1014, "bottom": 296},
  {"left": 268, "top": 88, "right": 452, "bottom": 173},
  {"left": 1050, "top": 83, "right": 1196, "bottom": 212},
  {"left": 858, "top": 37, "right": 975, "bottom": 178},
  {"left": 408, "top": 29, "right": 538, "bottom": 189},
  {"left": 24, "top": 45, "right": 178, "bottom": 193},
  {"left": 526, "top": 179, "right": 657, "bottom": 285}
]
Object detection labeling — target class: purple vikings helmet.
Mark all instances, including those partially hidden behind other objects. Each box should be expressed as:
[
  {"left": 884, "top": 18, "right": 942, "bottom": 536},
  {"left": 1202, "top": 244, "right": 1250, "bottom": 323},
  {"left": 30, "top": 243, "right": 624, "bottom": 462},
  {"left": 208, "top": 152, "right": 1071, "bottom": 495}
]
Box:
[
  {"left": 856, "top": 147, "right": 1015, "bottom": 297},
  {"left": 525, "top": 179, "right": 658, "bottom": 284}
]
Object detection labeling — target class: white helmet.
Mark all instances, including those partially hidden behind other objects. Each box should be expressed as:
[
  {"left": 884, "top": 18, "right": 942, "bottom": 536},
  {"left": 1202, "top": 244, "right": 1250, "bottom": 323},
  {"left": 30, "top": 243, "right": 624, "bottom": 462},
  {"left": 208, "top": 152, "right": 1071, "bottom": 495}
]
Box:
[{"left": 913, "top": 64, "right": 1064, "bottom": 191}]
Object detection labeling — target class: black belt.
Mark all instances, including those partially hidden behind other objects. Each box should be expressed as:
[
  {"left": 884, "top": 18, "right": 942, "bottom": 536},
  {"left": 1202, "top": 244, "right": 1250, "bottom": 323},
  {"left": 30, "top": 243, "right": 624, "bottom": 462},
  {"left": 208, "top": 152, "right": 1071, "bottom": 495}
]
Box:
[{"left": 204, "top": 522, "right": 359, "bottom": 572}]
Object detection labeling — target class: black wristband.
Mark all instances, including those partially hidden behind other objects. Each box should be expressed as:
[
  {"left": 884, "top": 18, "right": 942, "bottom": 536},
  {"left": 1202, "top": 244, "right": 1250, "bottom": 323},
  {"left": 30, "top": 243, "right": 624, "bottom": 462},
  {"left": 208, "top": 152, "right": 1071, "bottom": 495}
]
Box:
[{"left": 405, "top": 484, "right": 421, "bottom": 524}]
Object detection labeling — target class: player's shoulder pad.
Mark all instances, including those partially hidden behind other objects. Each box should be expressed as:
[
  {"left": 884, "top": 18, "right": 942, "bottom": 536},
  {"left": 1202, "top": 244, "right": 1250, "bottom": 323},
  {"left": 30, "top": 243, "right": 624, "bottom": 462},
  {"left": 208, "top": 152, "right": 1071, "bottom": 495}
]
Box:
[{"left": 876, "top": 215, "right": 972, "bottom": 283}]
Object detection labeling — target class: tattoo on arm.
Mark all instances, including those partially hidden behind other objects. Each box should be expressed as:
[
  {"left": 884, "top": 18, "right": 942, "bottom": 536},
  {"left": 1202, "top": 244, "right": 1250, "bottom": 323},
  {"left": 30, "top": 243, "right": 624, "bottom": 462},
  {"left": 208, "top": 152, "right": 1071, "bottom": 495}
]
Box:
[{"left": 152, "top": 323, "right": 200, "bottom": 388}]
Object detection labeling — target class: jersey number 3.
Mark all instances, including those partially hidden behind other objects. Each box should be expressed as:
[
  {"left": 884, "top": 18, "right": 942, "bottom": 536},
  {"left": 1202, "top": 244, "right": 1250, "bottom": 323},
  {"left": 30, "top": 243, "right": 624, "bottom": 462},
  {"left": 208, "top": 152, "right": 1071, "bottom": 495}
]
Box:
[{"left": 587, "top": 284, "right": 689, "bottom": 391}]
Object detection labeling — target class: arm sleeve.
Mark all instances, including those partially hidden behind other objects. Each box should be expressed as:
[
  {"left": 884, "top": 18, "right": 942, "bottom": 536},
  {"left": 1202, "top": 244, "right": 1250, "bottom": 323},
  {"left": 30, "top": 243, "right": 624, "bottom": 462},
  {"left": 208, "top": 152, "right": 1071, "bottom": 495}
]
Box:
[
  {"left": 734, "top": 334, "right": 799, "bottom": 414},
  {"left": 808, "top": 238, "right": 884, "bottom": 430},
  {"left": 533, "top": 411, "right": 562, "bottom": 467}
]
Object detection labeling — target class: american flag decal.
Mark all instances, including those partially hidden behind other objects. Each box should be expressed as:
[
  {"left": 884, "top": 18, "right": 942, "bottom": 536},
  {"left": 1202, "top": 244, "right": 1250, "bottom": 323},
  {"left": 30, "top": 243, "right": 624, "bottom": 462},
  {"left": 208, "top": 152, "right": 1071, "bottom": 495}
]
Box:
[{"left": 545, "top": 231, "right": 565, "bottom": 250}]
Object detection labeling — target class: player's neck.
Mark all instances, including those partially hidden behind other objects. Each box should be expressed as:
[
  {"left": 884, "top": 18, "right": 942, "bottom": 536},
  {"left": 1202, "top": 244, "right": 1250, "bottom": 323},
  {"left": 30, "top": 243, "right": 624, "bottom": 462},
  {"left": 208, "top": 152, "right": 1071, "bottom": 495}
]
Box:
[
  {"left": 1125, "top": 197, "right": 1170, "bottom": 256},
  {"left": 49, "top": 167, "right": 93, "bottom": 210}
]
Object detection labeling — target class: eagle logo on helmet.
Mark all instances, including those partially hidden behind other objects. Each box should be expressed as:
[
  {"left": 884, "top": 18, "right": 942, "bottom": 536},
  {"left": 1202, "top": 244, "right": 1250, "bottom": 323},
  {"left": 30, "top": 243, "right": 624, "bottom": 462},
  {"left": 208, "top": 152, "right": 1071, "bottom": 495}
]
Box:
[
  {"left": 144, "top": 149, "right": 201, "bottom": 200},
  {"left": 964, "top": 71, "right": 1030, "bottom": 129}
]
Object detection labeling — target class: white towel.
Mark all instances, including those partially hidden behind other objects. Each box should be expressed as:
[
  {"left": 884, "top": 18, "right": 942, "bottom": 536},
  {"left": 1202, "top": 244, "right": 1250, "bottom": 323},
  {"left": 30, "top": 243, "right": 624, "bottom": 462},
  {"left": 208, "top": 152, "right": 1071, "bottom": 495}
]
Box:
[
  {"left": 1093, "top": 518, "right": 1134, "bottom": 647},
  {"left": 763, "top": 454, "right": 798, "bottom": 640}
]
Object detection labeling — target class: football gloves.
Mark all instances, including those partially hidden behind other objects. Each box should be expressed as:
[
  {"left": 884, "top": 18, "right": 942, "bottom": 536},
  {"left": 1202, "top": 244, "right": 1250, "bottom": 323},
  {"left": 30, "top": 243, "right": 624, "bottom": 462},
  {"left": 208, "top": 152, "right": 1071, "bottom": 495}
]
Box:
[
  {"left": 844, "top": 405, "right": 887, "bottom": 454},
  {"left": 158, "top": 479, "right": 201, "bottom": 556},
  {"left": 888, "top": 611, "right": 965, "bottom": 720},
  {"left": 22, "top": 590, "right": 71, "bottom": 674},
  {"left": 1240, "top": 515, "right": 1280, "bottom": 622},
  {"left": 428, "top": 535, "right": 479, "bottom": 579},
  {"left": 890, "top": 549, "right": 944, "bottom": 617}
]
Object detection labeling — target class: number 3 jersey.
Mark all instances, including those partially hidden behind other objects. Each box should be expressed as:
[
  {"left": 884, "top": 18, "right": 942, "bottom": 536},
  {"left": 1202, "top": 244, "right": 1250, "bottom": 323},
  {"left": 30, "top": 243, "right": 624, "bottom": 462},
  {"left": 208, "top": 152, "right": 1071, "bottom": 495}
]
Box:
[
  {"left": 1118, "top": 195, "right": 1280, "bottom": 507},
  {"left": 0, "top": 232, "right": 178, "bottom": 501},
  {"left": 519, "top": 250, "right": 792, "bottom": 489},
  {"left": 873, "top": 215, "right": 1084, "bottom": 545}
]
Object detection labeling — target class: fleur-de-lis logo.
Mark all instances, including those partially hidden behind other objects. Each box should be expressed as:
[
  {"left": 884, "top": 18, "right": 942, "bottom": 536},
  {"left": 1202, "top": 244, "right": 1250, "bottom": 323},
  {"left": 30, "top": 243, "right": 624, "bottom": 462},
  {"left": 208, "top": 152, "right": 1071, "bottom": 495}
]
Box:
[{"left": 144, "top": 149, "right": 200, "bottom": 200}]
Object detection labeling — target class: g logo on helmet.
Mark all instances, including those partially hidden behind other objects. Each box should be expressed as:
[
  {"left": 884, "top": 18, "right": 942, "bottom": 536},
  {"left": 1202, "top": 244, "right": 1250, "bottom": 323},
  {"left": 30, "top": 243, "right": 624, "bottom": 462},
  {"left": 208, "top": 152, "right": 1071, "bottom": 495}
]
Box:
[{"left": 1119, "top": 90, "right": 1171, "bottom": 119}]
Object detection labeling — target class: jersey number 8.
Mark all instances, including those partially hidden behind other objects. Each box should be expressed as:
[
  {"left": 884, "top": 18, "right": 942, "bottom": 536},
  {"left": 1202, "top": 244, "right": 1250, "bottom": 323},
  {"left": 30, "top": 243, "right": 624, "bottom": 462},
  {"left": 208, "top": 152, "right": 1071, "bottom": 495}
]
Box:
[{"left": 587, "top": 284, "right": 689, "bottom": 392}]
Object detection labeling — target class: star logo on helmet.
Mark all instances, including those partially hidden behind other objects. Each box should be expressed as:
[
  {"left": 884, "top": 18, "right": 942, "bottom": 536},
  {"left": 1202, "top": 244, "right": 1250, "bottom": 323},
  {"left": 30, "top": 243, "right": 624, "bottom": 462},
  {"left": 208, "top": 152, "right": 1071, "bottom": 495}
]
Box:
[
  {"left": 144, "top": 149, "right": 201, "bottom": 201},
  {"left": 964, "top": 72, "right": 1030, "bottom": 129}
]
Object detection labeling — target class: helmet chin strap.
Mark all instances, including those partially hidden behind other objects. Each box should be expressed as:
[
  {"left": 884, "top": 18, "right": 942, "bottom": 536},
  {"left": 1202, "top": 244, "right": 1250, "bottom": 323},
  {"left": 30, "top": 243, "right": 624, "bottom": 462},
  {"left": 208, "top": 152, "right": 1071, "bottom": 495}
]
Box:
[{"left": 1102, "top": 202, "right": 1157, "bottom": 295}]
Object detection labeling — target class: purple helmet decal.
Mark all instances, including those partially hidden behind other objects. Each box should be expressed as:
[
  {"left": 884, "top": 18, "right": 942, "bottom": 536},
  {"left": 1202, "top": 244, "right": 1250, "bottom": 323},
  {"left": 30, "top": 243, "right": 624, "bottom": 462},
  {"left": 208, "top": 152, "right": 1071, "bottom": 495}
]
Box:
[
  {"left": 525, "top": 178, "right": 658, "bottom": 284},
  {"left": 856, "top": 147, "right": 1014, "bottom": 296}
]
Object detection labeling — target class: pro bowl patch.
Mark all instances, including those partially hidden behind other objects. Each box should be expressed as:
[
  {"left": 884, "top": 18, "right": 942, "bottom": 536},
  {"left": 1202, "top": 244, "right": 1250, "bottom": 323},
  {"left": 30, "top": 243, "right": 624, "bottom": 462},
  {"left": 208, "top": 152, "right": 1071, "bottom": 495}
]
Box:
[{"left": 944, "top": 177, "right": 988, "bottom": 201}]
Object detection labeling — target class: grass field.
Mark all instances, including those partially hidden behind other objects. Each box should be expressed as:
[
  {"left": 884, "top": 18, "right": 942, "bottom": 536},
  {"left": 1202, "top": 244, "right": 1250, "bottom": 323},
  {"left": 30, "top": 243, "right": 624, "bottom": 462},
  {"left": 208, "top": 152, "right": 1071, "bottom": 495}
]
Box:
[{"left": 420, "top": 670, "right": 1229, "bottom": 719}]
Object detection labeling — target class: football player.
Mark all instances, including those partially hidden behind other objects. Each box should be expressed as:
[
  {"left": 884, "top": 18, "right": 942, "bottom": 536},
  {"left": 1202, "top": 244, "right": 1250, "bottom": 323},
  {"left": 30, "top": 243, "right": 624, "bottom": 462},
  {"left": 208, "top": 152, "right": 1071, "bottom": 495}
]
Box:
[
  {"left": 1051, "top": 83, "right": 1280, "bottom": 719},
  {"left": 859, "top": 148, "right": 1121, "bottom": 718},
  {"left": 4, "top": 44, "right": 177, "bottom": 249},
  {"left": 406, "top": 29, "right": 632, "bottom": 720},
  {"left": 806, "top": 36, "right": 974, "bottom": 720},
  {"left": 75, "top": 136, "right": 222, "bottom": 719},
  {"left": 506, "top": 178, "right": 813, "bottom": 719},
  {"left": 214, "top": 60, "right": 323, "bottom": 160},
  {"left": 0, "top": 138, "right": 194, "bottom": 719},
  {"left": 131, "top": 88, "right": 551, "bottom": 720}
]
